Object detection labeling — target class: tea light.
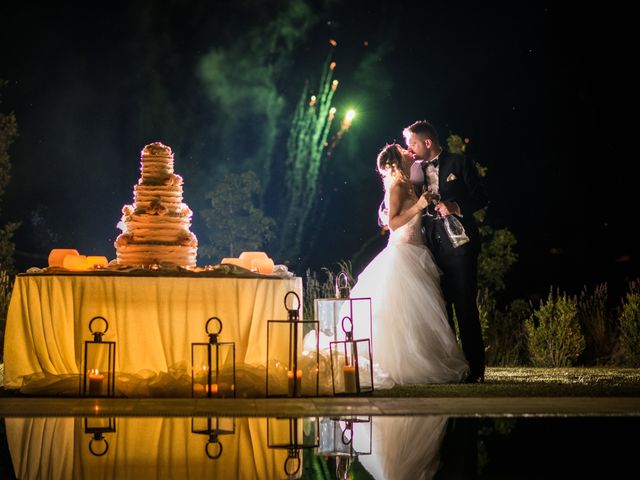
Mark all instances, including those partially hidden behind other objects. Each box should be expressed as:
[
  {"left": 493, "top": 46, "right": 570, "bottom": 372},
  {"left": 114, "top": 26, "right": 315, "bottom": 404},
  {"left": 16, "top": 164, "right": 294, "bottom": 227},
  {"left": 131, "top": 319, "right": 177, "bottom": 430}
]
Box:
[
  {"left": 193, "top": 383, "right": 219, "bottom": 397},
  {"left": 343, "top": 365, "right": 357, "bottom": 394},
  {"left": 88, "top": 369, "right": 105, "bottom": 396},
  {"left": 48, "top": 249, "right": 80, "bottom": 267},
  {"left": 287, "top": 369, "right": 303, "bottom": 397},
  {"left": 193, "top": 383, "right": 206, "bottom": 397}
]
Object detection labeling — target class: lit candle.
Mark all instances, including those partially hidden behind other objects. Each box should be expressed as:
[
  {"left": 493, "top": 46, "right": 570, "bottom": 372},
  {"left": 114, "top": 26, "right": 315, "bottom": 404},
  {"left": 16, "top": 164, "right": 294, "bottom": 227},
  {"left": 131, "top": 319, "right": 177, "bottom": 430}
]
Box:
[
  {"left": 193, "top": 383, "right": 206, "bottom": 397},
  {"left": 88, "top": 369, "right": 105, "bottom": 396},
  {"left": 343, "top": 365, "right": 357, "bottom": 394},
  {"left": 287, "top": 369, "right": 303, "bottom": 397}
]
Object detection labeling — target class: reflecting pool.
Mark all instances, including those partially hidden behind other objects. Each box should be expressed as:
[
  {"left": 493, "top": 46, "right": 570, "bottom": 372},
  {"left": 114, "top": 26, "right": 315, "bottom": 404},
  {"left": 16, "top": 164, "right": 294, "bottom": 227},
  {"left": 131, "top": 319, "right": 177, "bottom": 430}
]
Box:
[{"left": 0, "top": 415, "right": 637, "bottom": 479}]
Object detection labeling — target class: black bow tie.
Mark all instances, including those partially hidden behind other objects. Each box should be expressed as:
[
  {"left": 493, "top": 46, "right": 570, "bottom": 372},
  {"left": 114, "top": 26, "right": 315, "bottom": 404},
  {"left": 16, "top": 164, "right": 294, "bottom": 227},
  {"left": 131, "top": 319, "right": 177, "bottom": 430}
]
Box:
[{"left": 422, "top": 158, "right": 439, "bottom": 170}]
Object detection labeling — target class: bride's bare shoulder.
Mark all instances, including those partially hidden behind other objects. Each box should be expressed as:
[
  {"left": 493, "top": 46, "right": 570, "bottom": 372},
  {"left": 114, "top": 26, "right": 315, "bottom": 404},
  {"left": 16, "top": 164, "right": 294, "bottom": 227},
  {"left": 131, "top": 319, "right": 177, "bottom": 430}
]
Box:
[{"left": 387, "top": 178, "right": 409, "bottom": 195}]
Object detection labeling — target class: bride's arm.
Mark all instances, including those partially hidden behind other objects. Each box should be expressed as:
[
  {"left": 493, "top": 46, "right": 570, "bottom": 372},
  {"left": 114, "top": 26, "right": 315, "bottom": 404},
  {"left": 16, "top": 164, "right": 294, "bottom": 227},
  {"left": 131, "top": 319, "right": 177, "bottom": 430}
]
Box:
[{"left": 388, "top": 182, "right": 428, "bottom": 231}]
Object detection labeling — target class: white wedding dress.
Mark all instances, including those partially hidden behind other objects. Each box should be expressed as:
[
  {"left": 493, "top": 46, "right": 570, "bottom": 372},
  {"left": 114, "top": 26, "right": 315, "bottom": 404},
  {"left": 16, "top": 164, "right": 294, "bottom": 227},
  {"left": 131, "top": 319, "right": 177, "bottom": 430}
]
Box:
[{"left": 350, "top": 204, "right": 469, "bottom": 387}]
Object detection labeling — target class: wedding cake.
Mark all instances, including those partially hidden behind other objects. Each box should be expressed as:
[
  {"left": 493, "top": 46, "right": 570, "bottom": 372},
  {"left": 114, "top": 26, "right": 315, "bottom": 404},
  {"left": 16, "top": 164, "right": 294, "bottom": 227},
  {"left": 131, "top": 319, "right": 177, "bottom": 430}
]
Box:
[{"left": 114, "top": 142, "right": 198, "bottom": 266}]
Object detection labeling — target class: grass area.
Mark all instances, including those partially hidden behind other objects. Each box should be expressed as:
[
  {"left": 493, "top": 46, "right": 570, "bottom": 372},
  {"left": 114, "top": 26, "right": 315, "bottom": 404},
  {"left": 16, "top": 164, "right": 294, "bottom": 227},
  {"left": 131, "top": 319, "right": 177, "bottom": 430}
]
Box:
[
  {"left": 375, "top": 367, "right": 640, "bottom": 397},
  {"left": 1, "top": 367, "right": 639, "bottom": 398}
]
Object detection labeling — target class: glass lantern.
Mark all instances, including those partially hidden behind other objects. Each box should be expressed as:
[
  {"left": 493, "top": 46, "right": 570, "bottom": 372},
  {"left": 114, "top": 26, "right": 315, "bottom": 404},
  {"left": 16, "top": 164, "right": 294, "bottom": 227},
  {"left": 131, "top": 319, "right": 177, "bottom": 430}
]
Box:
[
  {"left": 191, "top": 317, "right": 236, "bottom": 398},
  {"left": 314, "top": 272, "right": 372, "bottom": 348},
  {"left": 267, "top": 291, "right": 319, "bottom": 397},
  {"left": 329, "top": 317, "right": 373, "bottom": 395},
  {"left": 267, "top": 417, "right": 318, "bottom": 477},
  {"left": 82, "top": 316, "right": 116, "bottom": 397},
  {"left": 318, "top": 415, "right": 372, "bottom": 477},
  {"left": 191, "top": 416, "right": 236, "bottom": 460},
  {"left": 84, "top": 417, "right": 116, "bottom": 457}
]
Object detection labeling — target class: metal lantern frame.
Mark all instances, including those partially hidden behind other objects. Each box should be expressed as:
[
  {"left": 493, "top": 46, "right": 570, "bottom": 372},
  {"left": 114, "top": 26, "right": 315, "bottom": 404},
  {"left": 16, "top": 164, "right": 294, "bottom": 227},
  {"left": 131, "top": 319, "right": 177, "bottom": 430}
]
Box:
[
  {"left": 329, "top": 316, "right": 374, "bottom": 396},
  {"left": 82, "top": 316, "right": 116, "bottom": 397},
  {"left": 314, "top": 272, "right": 373, "bottom": 346},
  {"left": 318, "top": 415, "right": 372, "bottom": 457},
  {"left": 84, "top": 417, "right": 116, "bottom": 457},
  {"left": 191, "top": 416, "right": 236, "bottom": 460},
  {"left": 191, "top": 316, "right": 236, "bottom": 398},
  {"left": 266, "top": 291, "right": 319, "bottom": 398},
  {"left": 318, "top": 415, "right": 372, "bottom": 478},
  {"left": 267, "top": 416, "right": 319, "bottom": 477}
]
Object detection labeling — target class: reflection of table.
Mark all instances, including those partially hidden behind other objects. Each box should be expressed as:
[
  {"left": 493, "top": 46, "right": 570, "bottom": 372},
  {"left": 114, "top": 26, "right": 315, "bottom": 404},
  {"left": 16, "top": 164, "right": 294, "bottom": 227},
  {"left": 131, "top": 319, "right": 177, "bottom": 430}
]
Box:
[
  {"left": 5, "top": 416, "right": 303, "bottom": 479},
  {"left": 3, "top": 273, "right": 302, "bottom": 396}
]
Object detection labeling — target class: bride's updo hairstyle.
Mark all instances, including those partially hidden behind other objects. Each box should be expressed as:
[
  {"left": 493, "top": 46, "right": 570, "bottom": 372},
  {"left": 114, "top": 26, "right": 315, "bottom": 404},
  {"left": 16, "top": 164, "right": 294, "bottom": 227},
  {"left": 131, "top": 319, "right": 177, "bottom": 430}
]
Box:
[{"left": 377, "top": 144, "right": 409, "bottom": 189}]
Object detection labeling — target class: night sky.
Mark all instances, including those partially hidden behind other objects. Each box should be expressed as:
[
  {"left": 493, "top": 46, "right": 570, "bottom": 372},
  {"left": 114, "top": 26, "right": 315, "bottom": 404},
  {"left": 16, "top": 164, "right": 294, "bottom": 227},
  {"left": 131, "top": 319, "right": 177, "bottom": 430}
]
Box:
[{"left": 0, "top": 1, "right": 636, "bottom": 302}]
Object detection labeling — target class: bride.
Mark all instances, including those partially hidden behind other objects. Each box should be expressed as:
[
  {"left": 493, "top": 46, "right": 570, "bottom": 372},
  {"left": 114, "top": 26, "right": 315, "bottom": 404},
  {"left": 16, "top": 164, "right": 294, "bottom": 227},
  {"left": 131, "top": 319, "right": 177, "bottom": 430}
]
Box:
[{"left": 350, "top": 144, "right": 468, "bottom": 386}]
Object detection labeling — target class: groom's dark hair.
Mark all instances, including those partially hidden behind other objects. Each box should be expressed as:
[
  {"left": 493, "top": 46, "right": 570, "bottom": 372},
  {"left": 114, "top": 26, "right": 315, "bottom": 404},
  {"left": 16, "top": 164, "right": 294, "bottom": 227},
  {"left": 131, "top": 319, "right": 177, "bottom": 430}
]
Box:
[{"left": 403, "top": 120, "right": 440, "bottom": 145}]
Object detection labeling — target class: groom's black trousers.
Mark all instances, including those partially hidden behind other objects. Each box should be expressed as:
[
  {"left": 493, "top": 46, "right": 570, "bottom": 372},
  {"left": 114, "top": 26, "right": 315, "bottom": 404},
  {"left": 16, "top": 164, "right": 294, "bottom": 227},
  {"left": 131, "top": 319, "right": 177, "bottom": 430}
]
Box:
[{"left": 435, "top": 252, "right": 485, "bottom": 378}]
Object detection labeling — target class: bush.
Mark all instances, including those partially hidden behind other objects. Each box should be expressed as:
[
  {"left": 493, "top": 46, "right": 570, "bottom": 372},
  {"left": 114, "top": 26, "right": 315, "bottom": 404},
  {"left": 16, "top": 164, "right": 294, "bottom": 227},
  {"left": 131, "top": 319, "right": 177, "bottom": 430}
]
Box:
[
  {"left": 480, "top": 290, "right": 529, "bottom": 366},
  {"left": 618, "top": 279, "right": 640, "bottom": 367},
  {"left": 576, "top": 283, "right": 616, "bottom": 365},
  {"left": 303, "top": 261, "right": 354, "bottom": 320},
  {"left": 525, "top": 289, "right": 585, "bottom": 367}
]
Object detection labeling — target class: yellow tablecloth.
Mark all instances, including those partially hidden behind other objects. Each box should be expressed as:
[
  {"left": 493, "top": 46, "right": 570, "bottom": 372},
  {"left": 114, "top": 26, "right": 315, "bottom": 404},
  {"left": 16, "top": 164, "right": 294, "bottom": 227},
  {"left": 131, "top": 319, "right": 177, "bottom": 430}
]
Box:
[{"left": 3, "top": 273, "right": 302, "bottom": 396}]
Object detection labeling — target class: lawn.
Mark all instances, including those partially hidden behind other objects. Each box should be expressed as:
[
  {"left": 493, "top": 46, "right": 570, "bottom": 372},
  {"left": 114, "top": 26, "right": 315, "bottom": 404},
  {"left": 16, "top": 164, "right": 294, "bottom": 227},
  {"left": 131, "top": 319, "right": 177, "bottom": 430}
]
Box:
[{"left": 378, "top": 367, "right": 640, "bottom": 397}]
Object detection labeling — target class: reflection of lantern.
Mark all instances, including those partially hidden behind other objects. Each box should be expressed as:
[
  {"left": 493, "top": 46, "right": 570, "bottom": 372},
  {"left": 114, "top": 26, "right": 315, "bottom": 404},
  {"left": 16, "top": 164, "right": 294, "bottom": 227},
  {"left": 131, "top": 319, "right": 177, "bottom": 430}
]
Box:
[
  {"left": 82, "top": 316, "right": 116, "bottom": 397},
  {"left": 318, "top": 416, "right": 372, "bottom": 477},
  {"left": 84, "top": 417, "right": 116, "bottom": 456},
  {"left": 314, "top": 272, "right": 372, "bottom": 347},
  {"left": 191, "top": 317, "right": 236, "bottom": 398},
  {"left": 267, "top": 417, "right": 318, "bottom": 477},
  {"left": 329, "top": 317, "right": 374, "bottom": 395},
  {"left": 267, "top": 291, "right": 319, "bottom": 397},
  {"left": 191, "top": 417, "right": 236, "bottom": 459}
]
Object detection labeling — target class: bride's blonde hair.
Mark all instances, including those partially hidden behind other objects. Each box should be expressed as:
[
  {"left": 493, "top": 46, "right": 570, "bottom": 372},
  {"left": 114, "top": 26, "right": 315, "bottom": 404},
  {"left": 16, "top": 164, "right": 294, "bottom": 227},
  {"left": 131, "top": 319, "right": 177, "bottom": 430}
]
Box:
[{"left": 376, "top": 143, "right": 411, "bottom": 192}]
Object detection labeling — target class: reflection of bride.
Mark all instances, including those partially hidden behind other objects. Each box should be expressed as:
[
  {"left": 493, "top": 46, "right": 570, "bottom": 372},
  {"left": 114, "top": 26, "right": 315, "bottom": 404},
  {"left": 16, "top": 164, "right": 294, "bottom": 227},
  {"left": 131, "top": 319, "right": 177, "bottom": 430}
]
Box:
[
  {"left": 359, "top": 416, "right": 449, "bottom": 480},
  {"left": 350, "top": 144, "right": 468, "bottom": 387}
]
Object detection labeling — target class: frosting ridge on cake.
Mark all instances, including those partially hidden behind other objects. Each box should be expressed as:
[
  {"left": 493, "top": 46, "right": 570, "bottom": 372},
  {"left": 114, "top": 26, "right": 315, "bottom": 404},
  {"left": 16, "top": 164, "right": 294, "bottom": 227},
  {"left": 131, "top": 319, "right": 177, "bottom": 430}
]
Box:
[{"left": 115, "top": 142, "right": 198, "bottom": 266}]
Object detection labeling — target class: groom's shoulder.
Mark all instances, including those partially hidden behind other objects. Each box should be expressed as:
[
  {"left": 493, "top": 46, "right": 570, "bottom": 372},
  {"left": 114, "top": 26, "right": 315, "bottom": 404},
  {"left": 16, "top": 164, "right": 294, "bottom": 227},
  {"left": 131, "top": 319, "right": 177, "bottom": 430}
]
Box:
[
  {"left": 443, "top": 150, "right": 466, "bottom": 162},
  {"left": 442, "top": 150, "right": 469, "bottom": 168}
]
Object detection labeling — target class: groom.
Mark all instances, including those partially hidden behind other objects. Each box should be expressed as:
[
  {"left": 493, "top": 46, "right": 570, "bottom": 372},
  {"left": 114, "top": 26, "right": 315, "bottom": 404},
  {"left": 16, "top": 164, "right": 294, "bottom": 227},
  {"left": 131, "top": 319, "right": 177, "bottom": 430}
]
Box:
[{"left": 403, "top": 120, "right": 488, "bottom": 383}]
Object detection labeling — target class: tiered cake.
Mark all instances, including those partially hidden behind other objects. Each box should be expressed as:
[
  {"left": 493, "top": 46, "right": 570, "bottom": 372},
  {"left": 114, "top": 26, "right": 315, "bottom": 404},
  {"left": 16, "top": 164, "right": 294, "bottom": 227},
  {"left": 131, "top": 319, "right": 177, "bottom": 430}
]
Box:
[{"left": 115, "top": 142, "right": 198, "bottom": 266}]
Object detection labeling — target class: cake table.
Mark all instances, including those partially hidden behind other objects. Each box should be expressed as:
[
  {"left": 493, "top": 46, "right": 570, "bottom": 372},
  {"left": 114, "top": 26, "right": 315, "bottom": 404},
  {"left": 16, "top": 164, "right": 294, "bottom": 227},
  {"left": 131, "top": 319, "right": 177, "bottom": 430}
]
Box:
[{"left": 3, "top": 270, "right": 303, "bottom": 396}]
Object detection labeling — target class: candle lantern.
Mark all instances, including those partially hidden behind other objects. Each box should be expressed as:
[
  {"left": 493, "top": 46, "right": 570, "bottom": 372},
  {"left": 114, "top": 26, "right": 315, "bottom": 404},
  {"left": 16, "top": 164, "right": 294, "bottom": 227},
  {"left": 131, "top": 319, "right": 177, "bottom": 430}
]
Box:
[
  {"left": 329, "top": 316, "right": 373, "bottom": 395},
  {"left": 318, "top": 416, "right": 372, "bottom": 478},
  {"left": 84, "top": 417, "right": 116, "bottom": 457},
  {"left": 191, "top": 417, "right": 236, "bottom": 460},
  {"left": 267, "top": 417, "right": 318, "bottom": 477},
  {"left": 267, "top": 291, "right": 319, "bottom": 397},
  {"left": 82, "top": 316, "right": 116, "bottom": 397},
  {"left": 191, "top": 317, "right": 236, "bottom": 398},
  {"left": 314, "top": 272, "right": 372, "bottom": 347}
]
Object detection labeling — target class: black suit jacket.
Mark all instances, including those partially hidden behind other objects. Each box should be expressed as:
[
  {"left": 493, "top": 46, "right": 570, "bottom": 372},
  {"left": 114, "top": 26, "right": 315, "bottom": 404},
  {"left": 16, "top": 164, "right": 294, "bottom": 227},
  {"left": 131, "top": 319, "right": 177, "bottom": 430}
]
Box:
[{"left": 420, "top": 150, "right": 488, "bottom": 256}]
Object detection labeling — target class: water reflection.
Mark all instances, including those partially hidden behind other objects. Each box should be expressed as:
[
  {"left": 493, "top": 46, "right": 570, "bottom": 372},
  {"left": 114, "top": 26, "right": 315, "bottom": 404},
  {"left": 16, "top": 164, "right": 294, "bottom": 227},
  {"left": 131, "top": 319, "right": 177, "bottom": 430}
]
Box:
[{"left": 2, "top": 415, "right": 638, "bottom": 479}]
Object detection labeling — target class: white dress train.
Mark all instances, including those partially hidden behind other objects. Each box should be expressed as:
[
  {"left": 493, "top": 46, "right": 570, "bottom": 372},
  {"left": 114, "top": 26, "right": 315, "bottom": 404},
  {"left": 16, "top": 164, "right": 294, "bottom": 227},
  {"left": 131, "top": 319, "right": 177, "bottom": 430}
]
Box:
[{"left": 350, "top": 209, "right": 469, "bottom": 387}]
